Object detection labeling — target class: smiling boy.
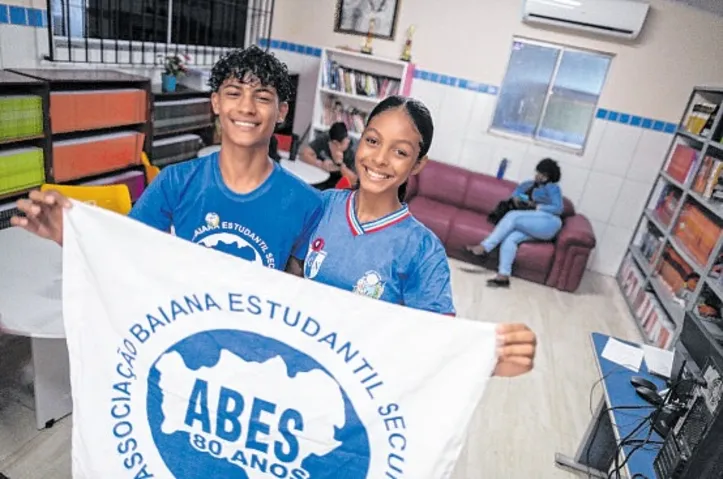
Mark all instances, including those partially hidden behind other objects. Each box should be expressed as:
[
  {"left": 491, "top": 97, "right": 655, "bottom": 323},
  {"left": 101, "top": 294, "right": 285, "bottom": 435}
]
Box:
[{"left": 12, "top": 46, "right": 321, "bottom": 274}]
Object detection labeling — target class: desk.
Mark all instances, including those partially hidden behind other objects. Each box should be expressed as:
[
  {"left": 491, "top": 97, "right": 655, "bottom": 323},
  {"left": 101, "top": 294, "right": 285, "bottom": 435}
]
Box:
[
  {"left": 555, "top": 332, "right": 666, "bottom": 478},
  {"left": 279, "top": 158, "right": 330, "bottom": 186},
  {"left": 0, "top": 227, "right": 71, "bottom": 429}
]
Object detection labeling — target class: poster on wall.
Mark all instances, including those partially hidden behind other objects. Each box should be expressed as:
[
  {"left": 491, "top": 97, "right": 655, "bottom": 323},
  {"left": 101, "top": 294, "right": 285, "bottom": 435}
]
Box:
[
  {"left": 62, "top": 202, "right": 498, "bottom": 479},
  {"left": 335, "top": 0, "right": 401, "bottom": 40}
]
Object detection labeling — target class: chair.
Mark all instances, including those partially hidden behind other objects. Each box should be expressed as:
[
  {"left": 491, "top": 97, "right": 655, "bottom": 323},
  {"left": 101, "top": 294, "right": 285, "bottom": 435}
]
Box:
[
  {"left": 40, "top": 183, "right": 132, "bottom": 215},
  {"left": 140, "top": 152, "right": 160, "bottom": 184}
]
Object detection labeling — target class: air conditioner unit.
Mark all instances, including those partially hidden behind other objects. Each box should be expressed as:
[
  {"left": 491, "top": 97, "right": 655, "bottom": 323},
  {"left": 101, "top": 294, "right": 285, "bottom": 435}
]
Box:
[{"left": 522, "top": 0, "right": 651, "bottom": 40}]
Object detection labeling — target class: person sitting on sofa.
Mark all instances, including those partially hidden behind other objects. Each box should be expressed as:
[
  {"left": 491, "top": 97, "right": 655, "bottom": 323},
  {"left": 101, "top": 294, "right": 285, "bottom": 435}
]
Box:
[{"left": 466, "top": 158, "right": 563, "bottom": 289}]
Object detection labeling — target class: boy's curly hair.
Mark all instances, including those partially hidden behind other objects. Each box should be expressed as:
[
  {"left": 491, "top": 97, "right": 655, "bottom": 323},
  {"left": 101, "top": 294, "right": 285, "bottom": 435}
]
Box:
[{"left": 208, "top": 45, "right": 294, "bottom": 102}]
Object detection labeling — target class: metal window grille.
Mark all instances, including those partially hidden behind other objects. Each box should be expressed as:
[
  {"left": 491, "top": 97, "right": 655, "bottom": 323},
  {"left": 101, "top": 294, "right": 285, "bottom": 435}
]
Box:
[{"left": 46, "top": 0, "right": 275, "bottom": 66}]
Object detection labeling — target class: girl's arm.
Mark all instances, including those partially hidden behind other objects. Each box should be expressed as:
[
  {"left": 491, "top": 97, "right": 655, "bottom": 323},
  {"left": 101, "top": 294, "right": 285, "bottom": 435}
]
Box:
[
  {"left": 511, "top": 180, "right": 534, "bottom": 199},
  {"left": 536, "top": 183, "right": 564, "bottom": 215}
]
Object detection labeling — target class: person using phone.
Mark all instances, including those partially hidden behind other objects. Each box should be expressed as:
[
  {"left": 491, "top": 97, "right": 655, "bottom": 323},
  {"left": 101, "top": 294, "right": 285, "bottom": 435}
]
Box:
[{"left": 466, "top": 158, "right": 564, "bottom": 288}]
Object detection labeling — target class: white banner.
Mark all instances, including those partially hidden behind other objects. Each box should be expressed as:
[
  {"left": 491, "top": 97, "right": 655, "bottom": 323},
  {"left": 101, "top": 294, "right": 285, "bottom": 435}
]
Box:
[{"left": 62, "top": 201, "right": 497, "bottom": 479}]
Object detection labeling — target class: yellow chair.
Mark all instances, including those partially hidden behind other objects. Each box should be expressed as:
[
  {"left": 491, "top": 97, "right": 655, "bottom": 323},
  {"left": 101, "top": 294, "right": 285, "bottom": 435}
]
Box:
[
  {"left": 41, "top": 183, "right": 132, "bottom": 215},
  {"left": 141, "top": 152, "right": 160, "bottom": 184}
]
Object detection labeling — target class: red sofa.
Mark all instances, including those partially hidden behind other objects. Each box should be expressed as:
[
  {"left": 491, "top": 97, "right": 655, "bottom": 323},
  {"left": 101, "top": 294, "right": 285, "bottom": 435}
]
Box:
[{"left": 406, "top": 160, "right": 596, "bottom": 292}]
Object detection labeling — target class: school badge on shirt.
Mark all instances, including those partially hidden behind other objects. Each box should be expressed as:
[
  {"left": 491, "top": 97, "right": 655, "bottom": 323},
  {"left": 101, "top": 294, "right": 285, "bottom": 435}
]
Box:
[
  {"left": 353, "top": 271, "right": 385, "bottom": 299},
  {"left": 305, "top": 238, "right": 327, "bottom": 279}
]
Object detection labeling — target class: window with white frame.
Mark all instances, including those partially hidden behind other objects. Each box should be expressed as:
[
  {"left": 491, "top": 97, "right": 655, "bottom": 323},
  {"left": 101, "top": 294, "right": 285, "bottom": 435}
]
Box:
[{"left": 491, "top": 38, "right": 612, "bottom": 152}]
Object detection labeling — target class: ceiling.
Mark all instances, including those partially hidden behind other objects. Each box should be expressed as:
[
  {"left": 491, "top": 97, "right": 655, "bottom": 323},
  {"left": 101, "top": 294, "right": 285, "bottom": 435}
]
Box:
[{"left": 668, "top": 0, "right": 723, "bottom": 16}]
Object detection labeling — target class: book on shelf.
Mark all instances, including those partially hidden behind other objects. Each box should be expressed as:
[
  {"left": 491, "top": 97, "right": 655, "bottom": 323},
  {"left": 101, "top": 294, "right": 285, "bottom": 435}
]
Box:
[
  {"left": 619, "top": 254, "right": 645, "bottom": 299},
  {"left": 683, "top": 101, "right": 718, "bottom": 136},
  {"left": 638, "top": 223, "right": 664, "bottom": 264},
  {"left": 692, "top": 155, "right": 723, "bottom": 203},
  {"left": 656, "top": 245, "right": 695, "bottom": 305},
  {"left": 665, "top": 144, "right": 700, "bottom": 185},
  {"left": 673, "top": 202, "right": 722, "bottom": 267},
  {"left": 322, "top": 59, "right": 400, "bottom": 99},
  {"left": 641, "top": 302, "right": 675, "bottom": 349},
  {"left": 320, "top": 96, "right": 368, "bottom": 135},
  {"left": 652, "top": 183, "right": 682, "bottom": 226}
]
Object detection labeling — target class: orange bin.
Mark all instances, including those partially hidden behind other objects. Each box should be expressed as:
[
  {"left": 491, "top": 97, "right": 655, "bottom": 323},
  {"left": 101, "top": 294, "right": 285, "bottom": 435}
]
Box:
[
  {"left": 52, "top": 131, "right": 145, "bottom": 182},
  {"left": 50, "top": 89, "right": 147, "bottom": 134}
]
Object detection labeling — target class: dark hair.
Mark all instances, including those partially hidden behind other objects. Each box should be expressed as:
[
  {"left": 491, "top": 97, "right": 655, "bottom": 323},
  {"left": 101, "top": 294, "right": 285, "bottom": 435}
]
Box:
[
  {"left": 365, "top": 95, "right": 434, "bottom": 202},
  {"left": 536, "top": 158, "right": 562, "bottom": 183},
  {"left": 208, "top": 45, "right": 294, "bottom": 102},
  {"left": 328, "top": 122, "right": 348, "bottom": 142}
]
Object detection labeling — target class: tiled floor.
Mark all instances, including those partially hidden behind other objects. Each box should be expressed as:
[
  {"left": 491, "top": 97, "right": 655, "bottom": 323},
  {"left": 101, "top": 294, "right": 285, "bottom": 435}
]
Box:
[{"left": 0, "top": 260, "right": 639, "bottom": 478}]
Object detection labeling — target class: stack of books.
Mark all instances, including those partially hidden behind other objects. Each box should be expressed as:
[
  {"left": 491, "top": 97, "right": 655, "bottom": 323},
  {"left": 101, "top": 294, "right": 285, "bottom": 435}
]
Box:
[{"left": 322, "top": 59, "right": 400, "bottom": 99}]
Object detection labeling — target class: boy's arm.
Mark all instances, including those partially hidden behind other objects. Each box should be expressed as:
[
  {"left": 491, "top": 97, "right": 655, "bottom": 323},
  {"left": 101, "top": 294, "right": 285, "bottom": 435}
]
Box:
[{"left": 128, "top": 168, "right": 174, "bottom": 232}]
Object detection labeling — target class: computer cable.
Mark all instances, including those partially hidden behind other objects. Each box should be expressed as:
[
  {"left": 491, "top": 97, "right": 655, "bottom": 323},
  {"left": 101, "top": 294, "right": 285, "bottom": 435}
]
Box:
[
  {"left": 607, "top": 368, "right": 690, "bottom": 479},
  {"left": 585, "top": 364, "right": 657, "bottom": 479},
  {"left": 587, "top": 361, "right": 689, "bottom": 479}
]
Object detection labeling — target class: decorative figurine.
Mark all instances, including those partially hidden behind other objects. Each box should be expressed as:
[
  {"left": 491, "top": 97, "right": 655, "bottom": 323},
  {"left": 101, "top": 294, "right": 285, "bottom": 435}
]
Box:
[
  {"left": 400, "top": 25, "right": 415, "bottom": 62},
  {"left": 361, "top": 18, "right": 376, "bottom": 54}
]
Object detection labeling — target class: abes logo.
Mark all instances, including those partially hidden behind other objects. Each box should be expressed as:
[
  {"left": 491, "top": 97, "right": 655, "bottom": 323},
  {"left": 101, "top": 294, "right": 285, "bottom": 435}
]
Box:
[
  {"left": 146, "top": 330, "right": 370, "bottom": 478},
  {"left": 108, "top": 292, "right": 409, "bottom": 479}
]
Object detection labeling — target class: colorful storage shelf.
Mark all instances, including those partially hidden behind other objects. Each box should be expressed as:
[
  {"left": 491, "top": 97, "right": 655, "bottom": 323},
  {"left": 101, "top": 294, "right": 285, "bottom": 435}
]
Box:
[
  {"left": 152, "top": 133, "right": 203, "bottom": 167},
  {"left": 0, "top": 147, "right": 45, "bottom": 195},
  {"left": 50, "top": 89, "right": 147, "bottom": 134},
  {"left": 8, "top": 68, "right": 152, "bottom": 184},
  {"left": 53, "top": 131, "right": 145, "bottom": 182},
  {"left": 0, "top": 95, "right": 44, "bottom": 142}
]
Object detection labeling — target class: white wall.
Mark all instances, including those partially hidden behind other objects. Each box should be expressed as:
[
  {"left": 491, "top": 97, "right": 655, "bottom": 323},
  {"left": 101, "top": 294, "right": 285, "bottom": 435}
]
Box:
[
  {"left": 272, "top": 0, "right": 723, "bottom": 121},
  {"left": 267, "top": 0, "right": 723, "bottom": 277}
]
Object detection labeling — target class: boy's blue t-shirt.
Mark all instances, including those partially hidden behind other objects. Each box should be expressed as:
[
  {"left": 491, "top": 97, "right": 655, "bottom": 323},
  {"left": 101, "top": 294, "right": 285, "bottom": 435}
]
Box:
[
  {"left": 129, "top": 153, "right": 323, "bottom": 270},
  {"left": 303, "top": 189, "right": 456, "bottom": 315}
]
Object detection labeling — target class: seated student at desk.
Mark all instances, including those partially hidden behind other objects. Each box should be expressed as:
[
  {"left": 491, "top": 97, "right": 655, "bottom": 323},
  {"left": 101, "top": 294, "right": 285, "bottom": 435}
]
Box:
[{"left": 300, "top": 122, "right": 357, "bottom": 190}]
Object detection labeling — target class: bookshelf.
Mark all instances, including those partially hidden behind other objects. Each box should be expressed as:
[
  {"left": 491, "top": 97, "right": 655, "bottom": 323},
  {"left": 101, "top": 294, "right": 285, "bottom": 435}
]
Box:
[
  {"left": 618, "top": 86, "right": 723, "bottom": 350},
  {"left": 310, "top": 47, "right": 415, "bottom": 142}
]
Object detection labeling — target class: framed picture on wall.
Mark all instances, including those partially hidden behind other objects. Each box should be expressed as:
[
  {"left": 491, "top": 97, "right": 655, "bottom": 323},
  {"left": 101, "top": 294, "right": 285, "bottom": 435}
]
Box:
[{"left": 334, "top": 0, "right": 401, "bottom": 40}]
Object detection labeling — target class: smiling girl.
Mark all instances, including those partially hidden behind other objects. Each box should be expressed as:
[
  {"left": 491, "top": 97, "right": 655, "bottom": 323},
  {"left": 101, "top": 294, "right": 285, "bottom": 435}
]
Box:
[{"left": 299, "top": 96, "right": 538, "bottom": 377}]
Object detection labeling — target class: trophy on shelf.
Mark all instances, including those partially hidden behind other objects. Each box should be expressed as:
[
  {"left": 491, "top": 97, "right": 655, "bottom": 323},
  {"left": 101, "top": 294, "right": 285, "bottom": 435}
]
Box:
[
  {"left": 361, "top": 19, "right": 376, "bottom": 54},
  {"left": 400, "top": 25, "right": 416, "bottom": 62}
]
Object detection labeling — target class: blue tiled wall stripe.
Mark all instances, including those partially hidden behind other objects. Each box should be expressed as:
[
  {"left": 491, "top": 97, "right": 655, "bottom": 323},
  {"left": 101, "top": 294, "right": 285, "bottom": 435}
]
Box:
[
  {"left": 596, "top": 108, "right": 677, "bottom": 133},
  {"left": 264, "top": 38, "right": 678, "bottom": 134},
  {"left": 0, "top": 4, "right": 47, "bottom": 27},
  {"left": 259, "top": 38, "right": 321, "bottom": 57}
]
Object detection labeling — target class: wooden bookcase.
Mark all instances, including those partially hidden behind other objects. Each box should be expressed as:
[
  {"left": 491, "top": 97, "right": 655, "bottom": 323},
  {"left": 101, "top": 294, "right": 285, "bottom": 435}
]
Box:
[{"left": 617, "top": 86, "right": 723, "bottom": 349}]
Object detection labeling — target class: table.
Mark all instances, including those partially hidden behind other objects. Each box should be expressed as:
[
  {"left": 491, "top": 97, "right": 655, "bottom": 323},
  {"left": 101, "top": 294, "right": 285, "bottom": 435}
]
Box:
[
  {"left": 554, "top": 332, "right": 666, "bottom": 478},
  {"left": 0, "top": 227, "right": 71, "bottom": 430},
  {"left": 279, "top": 158, "right": 330, "bottom": 186},
  {"left": 196, "top": 144, "right": 330, "bottom": 186}
]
